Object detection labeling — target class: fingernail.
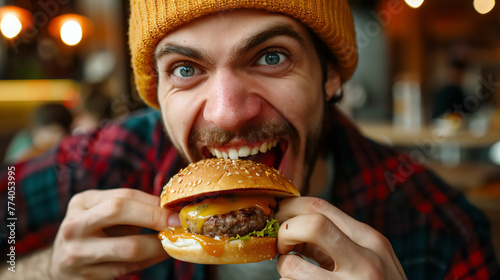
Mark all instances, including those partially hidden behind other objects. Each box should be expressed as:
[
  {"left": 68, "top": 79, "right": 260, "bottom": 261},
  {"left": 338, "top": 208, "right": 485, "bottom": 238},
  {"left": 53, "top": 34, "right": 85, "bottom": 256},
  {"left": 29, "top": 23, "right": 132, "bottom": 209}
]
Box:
[{"left": 168, "top": 214, "right": 181, "bottom": 227}]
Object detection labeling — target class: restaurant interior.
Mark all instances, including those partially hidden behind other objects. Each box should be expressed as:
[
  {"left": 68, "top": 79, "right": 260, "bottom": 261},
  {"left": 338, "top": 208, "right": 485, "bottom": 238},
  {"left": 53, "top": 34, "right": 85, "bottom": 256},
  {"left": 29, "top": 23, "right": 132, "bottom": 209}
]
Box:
[{"left": 1, "top": 0, "right": 499, "bottom": 259}]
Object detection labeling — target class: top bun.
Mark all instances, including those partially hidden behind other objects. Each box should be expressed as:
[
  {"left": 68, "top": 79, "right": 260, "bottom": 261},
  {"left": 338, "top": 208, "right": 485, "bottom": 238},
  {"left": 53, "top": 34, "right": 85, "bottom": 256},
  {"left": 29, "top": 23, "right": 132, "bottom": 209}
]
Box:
[{"left": 161, "top": 159, "right": 300, "bottom": 210}]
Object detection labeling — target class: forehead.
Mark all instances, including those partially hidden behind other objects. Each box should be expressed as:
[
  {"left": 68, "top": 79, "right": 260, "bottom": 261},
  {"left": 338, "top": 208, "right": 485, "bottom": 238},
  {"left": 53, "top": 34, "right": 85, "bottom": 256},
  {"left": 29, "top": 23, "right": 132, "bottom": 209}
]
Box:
[{"left": 155, "top": 9, "right": 312, "bottom": 52}]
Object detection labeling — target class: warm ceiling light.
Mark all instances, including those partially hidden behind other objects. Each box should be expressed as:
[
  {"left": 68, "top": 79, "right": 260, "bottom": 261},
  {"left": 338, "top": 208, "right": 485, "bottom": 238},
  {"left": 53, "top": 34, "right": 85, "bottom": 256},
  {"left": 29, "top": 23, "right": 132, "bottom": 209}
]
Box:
[
  {"left": 0, "top": 14, "right": 22, "bottom": 38},
  {"left": 0, "top": 6, "right": 33, "bottom": 39},
  {"left": 474, "top": 0, "right": 495, "bottom": 14},
  {"left": 60, "top": 20, "right": 82, "bottom": 46},
  {"left": 405, "top": 0, "right": 424, "bottom": 8},
  {"left": 490, "top": 141, "right": 500, "bottom": 165},
  {"left": 49, "top": 14, "right": 92, "bottom": 46}
]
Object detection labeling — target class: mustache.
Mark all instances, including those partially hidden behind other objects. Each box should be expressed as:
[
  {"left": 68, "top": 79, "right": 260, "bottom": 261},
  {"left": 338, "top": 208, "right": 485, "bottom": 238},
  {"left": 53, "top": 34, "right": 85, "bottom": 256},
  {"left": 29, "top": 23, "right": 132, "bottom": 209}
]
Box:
[{"left": 189, "top": 119, "right": 299, "bottom": 149}]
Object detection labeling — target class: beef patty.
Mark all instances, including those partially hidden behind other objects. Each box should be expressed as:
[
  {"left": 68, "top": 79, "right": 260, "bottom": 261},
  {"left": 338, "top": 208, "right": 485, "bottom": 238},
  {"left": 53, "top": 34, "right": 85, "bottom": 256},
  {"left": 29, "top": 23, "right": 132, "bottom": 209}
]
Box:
[{"left": 186, "top": 208, "right": 274, "bottom": 238}]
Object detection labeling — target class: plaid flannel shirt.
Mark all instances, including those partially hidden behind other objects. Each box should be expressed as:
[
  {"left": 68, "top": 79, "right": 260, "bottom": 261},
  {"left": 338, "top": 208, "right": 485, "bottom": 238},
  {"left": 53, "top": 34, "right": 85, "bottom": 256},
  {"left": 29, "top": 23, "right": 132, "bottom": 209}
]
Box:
[{"left": 1, "top": 108, "right": 499, "bottom": 279}]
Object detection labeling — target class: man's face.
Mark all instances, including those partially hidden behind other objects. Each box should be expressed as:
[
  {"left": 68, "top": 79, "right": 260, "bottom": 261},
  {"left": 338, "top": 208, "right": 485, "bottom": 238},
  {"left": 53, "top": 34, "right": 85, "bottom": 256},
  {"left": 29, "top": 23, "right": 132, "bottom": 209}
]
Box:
[{"left": 155, "top": 9, "right": 340, "bottom": 192}]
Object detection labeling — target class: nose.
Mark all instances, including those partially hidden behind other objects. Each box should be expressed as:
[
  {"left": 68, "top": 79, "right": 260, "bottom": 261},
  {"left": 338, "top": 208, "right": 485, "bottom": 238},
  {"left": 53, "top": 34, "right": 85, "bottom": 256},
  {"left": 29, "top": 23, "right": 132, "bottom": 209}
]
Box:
[{"left": 203, "top": 69, "right": 262, "bottom": 131}]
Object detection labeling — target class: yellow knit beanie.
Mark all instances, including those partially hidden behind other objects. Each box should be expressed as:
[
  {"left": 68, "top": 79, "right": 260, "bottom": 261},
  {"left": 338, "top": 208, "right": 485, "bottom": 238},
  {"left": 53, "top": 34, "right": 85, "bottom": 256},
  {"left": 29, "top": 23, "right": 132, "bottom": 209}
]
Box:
[{"left": 129, "top": 0, "right": 358, "bottom": 108}]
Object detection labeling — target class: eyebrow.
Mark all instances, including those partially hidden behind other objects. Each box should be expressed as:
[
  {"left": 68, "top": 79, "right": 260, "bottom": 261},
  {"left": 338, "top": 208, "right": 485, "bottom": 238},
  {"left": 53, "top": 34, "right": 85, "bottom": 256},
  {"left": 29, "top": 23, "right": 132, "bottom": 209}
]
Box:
[
  {"left": 235, "top": 23, "right": 306, "bottom": 57},
  {"left": 155, "top": 45, "right": 205, "bottom": 66},
  {"left": 154, "top": 23, "right": 306, "bottom": 65}
]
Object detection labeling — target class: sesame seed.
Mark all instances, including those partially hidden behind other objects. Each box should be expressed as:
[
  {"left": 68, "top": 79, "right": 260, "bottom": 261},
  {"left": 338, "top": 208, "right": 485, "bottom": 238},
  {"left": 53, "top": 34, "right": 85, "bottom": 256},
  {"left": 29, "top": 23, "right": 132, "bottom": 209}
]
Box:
[{"left": 256, "top": 173, "right": 260, "bottom": 176}]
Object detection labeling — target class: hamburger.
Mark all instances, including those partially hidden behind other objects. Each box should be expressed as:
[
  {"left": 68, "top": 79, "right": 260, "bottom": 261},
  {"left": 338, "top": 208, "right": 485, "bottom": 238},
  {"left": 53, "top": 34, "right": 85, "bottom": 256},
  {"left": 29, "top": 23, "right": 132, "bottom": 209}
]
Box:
[{"left": 158, "top": 158, "right": 300, "bottom": 264}]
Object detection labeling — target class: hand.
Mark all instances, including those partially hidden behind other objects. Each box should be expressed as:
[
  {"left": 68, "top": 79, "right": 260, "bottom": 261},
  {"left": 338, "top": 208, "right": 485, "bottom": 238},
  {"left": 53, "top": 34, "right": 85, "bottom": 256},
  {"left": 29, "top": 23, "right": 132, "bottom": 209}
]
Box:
[
  {"left": 48, "top": 189, "right": 180, "bottom": 280},
  {"left": 275, "top": 197, "right": 407, "bottom": 280}
]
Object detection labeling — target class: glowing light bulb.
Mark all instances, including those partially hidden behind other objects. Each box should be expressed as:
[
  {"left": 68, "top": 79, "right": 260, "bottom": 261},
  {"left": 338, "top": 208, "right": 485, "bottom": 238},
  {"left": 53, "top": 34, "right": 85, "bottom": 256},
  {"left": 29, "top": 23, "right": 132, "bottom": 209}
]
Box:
[
  {"left": 490, "top": 141, "right": 500, "bottom": 165},
  {"left": 474, "top": 0, "right": 495, "bottom": 14},
  {"left": 405, "top": 0, "right": 424, "bottom": 8},
  {"left": 1, "top": 14, "right": 22, "bottom": 39},
  {"left": 60, "top": 20, "right": 82, "bottom": 46}
]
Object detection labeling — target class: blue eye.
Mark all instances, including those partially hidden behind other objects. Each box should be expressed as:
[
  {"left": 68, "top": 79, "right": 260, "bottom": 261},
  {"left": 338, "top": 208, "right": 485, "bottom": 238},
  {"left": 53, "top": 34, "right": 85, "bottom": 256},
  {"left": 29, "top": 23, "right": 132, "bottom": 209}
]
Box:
[
  {"left": 173, "top": 65, "right": 197, "bottom": 77},
  {"left": 257, "top": 52, "right": 287, "bottom": 66}
]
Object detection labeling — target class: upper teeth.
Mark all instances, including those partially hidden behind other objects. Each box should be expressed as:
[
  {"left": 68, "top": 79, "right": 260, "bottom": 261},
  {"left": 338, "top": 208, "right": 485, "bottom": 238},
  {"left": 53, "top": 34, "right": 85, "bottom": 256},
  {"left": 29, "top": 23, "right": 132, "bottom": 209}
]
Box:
[{"left": 208, "top": 140, "right": 278, "bottom": 160}]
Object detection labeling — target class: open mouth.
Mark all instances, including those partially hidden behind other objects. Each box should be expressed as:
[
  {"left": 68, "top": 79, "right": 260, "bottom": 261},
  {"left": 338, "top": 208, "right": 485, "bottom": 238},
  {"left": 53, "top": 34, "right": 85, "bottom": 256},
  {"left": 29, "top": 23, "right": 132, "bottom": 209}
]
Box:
[{"left": 202, "top": 139, "right": 286, "bottom": 171}]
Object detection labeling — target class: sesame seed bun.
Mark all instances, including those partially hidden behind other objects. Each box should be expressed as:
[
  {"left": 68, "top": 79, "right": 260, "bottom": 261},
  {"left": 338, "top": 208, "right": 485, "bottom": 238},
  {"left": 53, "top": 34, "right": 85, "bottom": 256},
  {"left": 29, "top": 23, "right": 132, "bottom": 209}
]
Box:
[{"left": 161, "top": 158, "right": 300, "bottom": 211}]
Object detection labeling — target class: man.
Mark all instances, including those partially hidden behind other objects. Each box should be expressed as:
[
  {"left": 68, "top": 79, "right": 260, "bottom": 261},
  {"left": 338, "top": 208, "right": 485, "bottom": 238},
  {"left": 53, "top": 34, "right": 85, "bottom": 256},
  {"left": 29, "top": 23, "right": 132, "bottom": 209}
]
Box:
[{"left": 1, "top": 0, "right": 499, "bottom": 279}]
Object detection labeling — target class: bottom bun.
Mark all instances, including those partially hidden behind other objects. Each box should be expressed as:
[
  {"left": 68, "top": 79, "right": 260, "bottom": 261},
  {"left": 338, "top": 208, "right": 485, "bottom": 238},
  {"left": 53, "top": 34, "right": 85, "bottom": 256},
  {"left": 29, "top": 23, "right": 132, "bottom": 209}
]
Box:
[{"left": 160, "top": 235, "right": 278, "bottom": 264}]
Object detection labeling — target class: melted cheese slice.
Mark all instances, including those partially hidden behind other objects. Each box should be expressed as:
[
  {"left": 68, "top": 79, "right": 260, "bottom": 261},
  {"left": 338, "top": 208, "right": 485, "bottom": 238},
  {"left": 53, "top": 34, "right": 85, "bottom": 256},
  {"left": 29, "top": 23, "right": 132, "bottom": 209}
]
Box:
[{"left": 179, "top": 195, "right": 277, "bottom": 233}]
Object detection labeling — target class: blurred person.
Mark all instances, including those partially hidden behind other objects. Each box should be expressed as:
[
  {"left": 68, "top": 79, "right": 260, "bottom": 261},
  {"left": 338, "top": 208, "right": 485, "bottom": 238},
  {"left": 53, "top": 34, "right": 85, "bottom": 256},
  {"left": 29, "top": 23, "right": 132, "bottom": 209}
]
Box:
[
  {"left": 432, "top": 59, "right": 470, "bottom": 120},
  {"left": 3, "top": 103, "right": 73, "bottom": 163},
  {"left": 71, "top": 88, "right": 113, "bottom": 135},
  {"left": 1, "top": 1, "right": 499, "bottom": 280}
]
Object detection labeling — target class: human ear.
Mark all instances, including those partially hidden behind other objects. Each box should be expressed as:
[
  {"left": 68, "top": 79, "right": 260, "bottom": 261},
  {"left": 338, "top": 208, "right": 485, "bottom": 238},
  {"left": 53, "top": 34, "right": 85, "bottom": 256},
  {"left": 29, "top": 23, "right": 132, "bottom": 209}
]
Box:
[{"left": 324, "top": 65, "right": 342, "bottom": 102}]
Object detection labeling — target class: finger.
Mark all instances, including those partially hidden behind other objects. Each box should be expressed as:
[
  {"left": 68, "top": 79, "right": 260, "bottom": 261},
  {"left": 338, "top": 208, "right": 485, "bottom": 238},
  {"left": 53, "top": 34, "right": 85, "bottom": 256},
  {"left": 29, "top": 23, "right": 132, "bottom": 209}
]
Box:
[
  {"left": 277, "top": 253, "right": 332, "bottom": 280},
  {"left": 57, "top": 234, "right": 168, "bottom": 271},
  {"left": 61, "top": 198, "right": 177, "bottom": 239},
  {"left": 340, "top": 221, "right": 406, "bottom": 277},
  {"left": 278, "top": 213, "right": 360, "bottom": 271},
  {"left": 68, "top": 189, "right": 161, "bottom": 213},
  {"left": 276, "top": 197, "right": 361, "bottom": 243},
  {"left": 78, "top": 198, "right": 177, "bottom": 235},
  {"left": 292, "top": 243, "right": 335, "bottom": 271},
  {"left": 81, "top": 234, "right": 167, "bottom": 264}
]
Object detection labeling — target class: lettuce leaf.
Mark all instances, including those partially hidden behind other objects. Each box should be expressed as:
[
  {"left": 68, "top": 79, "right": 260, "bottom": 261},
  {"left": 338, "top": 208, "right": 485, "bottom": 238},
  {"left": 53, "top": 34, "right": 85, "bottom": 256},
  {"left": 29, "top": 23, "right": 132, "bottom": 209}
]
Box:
[{"left": 229, "top": 219, "right": 280, "bottom": 241}]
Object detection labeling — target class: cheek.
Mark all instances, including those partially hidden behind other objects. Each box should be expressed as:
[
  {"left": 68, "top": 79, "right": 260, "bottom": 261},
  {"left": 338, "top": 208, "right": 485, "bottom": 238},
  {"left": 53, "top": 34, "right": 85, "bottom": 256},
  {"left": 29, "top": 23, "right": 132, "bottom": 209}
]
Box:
[
  {"left": 272, "top": 78, "right": 324, "bottom": 132},
  {"left": 158, "top": 84, "right": 201, "bottom": 152}
]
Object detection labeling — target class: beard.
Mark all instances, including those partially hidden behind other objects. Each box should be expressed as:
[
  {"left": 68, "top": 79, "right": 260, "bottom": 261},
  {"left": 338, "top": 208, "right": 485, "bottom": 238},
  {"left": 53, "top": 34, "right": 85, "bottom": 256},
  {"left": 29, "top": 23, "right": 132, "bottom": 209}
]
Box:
[
  {"left": 187, "top": 117, "right": 298, "bottom": 161},
  {"left": 161, "top": 104, "right": 330, "bottom": 196}
]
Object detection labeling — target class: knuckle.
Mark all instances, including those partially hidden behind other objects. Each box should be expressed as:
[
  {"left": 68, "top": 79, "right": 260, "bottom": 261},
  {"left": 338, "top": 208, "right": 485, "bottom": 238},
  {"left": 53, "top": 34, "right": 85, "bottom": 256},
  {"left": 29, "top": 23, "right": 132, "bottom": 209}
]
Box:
[
  {"left": 121, "top": 237, "right": 142, "bottom": 259},
  {"left": 102, "top": 197, "right": 126, "bottom": 219},
  {"left": 68, "top": 190, "right": 97, "bottom": 209},
  {"left": 304, "top": 197, "right": 331, "bottom": 213},
  {"left": 307, "top": 214, "right": 331, "bottom": 236},
  {"left": 358, "top": 256, "right": 385, "bottom": 279},
  {"left": 112, "top": 264, "right": 139, "bottom": 279},
  {"left": 59, "top": 218, "right": 79, "bottom": 240},
  {"left": 59, "top": 243, "right": 83, "bottom": 269},
  {"left": 361, "top": 224, "right": 393, "bottom": 252},
  {"left": 373, "top": 233, "right": 392, "bottom": 252},
  {"left": 279, "top": 254, "right": 305, "bottom": 277},
  {"left": 144, "top": 206, "right": 160, "bottom": 224},
  {"left": 68, "top": 193, "right": 84, "bottom": 208},
  {"left": 117, "top": 188, "right": 138, "bottom": 200}
]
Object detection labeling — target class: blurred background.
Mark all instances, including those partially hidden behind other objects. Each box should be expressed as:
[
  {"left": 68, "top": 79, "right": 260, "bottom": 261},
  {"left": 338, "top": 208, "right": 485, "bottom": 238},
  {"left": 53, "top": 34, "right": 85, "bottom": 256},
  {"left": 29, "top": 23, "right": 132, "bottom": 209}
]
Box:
[{"left": 0, "top": 0, "right": 499, "bottom": 255}]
